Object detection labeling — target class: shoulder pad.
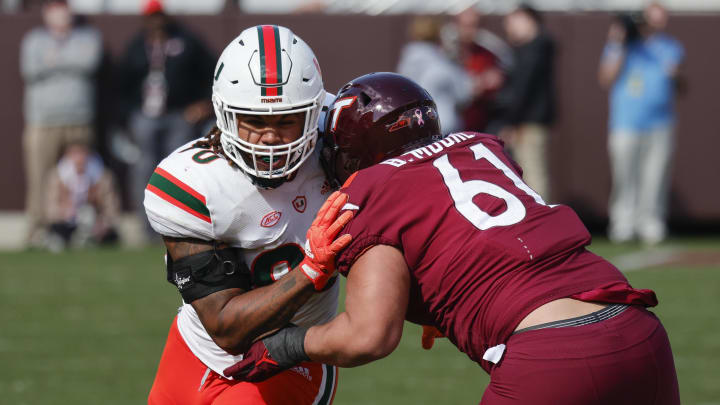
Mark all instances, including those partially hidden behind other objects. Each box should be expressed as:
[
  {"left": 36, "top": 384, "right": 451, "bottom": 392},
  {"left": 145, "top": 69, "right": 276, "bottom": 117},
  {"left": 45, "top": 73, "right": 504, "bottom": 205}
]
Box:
[{"left": 144, "top": 151, "right": 215, "bottom": 239}]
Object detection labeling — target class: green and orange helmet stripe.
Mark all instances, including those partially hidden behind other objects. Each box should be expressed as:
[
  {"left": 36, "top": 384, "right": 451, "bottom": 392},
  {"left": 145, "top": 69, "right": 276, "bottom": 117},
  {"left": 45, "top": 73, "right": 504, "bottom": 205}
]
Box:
[
  {"left": 257, "top": 25, "right": 283, "bottom": 96},
  {"left": 146, "top": 167, "right": 211, "bottom": 223}
]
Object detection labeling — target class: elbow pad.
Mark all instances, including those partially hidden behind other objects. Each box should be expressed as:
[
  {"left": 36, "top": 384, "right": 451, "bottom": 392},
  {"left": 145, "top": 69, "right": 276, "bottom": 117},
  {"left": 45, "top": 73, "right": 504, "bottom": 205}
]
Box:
[{"left": 166, "top": 247, "right": 251, "bottom": 303}]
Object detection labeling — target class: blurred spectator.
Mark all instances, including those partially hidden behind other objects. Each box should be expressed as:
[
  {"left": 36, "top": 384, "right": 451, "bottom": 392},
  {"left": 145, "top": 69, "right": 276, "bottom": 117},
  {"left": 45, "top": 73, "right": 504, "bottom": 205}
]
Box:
[
  {"left": 598, "top": 2, "right": 684, "bottom": 245},
  {"left": 396, "top": 16, "right": 475, "bottom": 134},
  {"left": 117, "top": 0, "right": 215, "bottom": 237},
  {"left": 66, "top": 0, "right": 227, "bottom": 14},
  {"left": 496, "top": 4, "right": 555, "bottom": 201},
  {"left": 2, "top": 0, "right": 21, "bottom": 12},
  {"left": 45, "top": 143, "right": 121, "bottom": 251},
  {"left": 443, "top": 7, "right": 512, "bottom": 132},
  {"left": 20, "top": 0, "right": 102, "bottom": 248}
]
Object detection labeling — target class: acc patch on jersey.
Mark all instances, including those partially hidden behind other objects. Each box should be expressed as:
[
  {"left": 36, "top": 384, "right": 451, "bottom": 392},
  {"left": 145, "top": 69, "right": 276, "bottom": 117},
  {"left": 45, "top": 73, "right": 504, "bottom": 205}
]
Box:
[{"left": 261, "top": 211, "right": 282, "bottom": 227}]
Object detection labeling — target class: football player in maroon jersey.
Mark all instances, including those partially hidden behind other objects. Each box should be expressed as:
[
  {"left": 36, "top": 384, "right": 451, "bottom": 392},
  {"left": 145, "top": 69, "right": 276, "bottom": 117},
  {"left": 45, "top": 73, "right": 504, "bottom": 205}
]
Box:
[{"left": 224, "top": 73, "right": 680, "bottom": 404}]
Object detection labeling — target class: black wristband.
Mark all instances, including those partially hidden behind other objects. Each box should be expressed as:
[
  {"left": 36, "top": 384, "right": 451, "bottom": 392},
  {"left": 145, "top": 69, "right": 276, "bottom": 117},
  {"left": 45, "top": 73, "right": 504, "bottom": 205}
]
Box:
[{"left": 264, "top": 325, "right": 310, "bottom": 367}]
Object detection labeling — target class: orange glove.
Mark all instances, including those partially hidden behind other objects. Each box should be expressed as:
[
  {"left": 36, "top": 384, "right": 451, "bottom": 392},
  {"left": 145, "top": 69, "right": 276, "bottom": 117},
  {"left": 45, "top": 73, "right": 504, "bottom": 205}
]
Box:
[
  {"left": 300, "top": 191, "right": 353, "bottom": 290},
  {"left": 421, "top": 325, "right": 445, "bottom": 350}
]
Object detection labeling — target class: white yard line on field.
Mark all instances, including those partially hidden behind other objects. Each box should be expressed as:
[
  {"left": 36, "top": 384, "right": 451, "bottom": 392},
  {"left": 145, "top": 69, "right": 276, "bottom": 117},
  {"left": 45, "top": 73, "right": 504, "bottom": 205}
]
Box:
[{"left": 609, "top": 246, "right": 682, "bottom": 272}]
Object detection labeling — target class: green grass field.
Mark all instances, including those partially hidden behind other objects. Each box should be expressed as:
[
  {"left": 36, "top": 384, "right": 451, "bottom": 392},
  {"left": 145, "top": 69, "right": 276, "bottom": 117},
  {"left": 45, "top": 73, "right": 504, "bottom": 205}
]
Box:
[{"left": 1, "top": 237, "right": 718, "bottom": 404}]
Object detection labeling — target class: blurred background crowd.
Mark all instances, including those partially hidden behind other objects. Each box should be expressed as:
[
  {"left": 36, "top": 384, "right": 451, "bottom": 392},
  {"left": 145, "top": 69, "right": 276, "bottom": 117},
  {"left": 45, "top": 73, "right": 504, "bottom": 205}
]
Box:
[{"left": 1, "top": 0, "right": 718, "bottom": 251}]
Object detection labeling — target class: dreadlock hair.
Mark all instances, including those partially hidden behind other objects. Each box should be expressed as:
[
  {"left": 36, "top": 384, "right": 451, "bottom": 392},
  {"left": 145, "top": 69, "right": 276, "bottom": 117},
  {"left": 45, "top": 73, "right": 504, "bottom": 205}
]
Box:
[{"left": 192, "top": 125, "right": 237, "bottom": 168}]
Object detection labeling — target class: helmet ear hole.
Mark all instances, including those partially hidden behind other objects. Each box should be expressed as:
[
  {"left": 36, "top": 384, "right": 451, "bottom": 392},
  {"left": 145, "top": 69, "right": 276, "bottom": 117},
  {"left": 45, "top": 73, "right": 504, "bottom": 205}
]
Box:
[{"left": 359, "top": 92, "right": 372, "bottom": 107}]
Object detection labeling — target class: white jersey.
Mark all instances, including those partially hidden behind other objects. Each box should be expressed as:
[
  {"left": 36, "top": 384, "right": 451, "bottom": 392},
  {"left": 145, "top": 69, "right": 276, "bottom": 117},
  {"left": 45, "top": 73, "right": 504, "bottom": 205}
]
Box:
[{"left": 144, "top": 96, "right": 337, "bottom": 377}]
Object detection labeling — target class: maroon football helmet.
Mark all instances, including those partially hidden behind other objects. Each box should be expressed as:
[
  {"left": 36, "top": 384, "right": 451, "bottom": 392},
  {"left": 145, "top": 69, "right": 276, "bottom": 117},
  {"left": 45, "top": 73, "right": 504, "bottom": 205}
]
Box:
[{"left": 321, "top": 72, "right": 442, "bottom": 186}]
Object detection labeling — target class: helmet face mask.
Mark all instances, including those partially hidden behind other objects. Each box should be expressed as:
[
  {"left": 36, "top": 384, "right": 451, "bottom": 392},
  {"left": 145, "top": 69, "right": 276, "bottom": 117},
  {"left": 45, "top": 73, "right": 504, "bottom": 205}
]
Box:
[
  {"left": 212, "top": 25, "right": 325, "bottom": 184},
  {"left": 216, "top": 104, "right": 318, "bottom": 179},
  {"left": 322, "top": 72, "right": 442, "bottom": 186},
  {"left": 232, "top": 111, "right": 306, "bottom": 173}
]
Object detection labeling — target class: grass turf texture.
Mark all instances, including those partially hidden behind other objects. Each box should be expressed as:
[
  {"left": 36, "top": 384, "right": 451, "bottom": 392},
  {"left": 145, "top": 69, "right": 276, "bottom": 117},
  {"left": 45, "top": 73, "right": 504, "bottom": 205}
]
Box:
[{"left": 0, "top": 237, "right": 718, "bottom": 404}]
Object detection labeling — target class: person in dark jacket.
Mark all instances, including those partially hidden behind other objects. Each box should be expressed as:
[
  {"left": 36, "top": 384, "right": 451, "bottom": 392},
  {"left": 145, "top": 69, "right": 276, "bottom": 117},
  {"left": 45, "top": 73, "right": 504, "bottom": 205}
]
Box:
[
  {"left": 118, "top": 0, "right": 216, "bottom": 237},
  {"left": 496, "top": 5, "right": 555, "bottom": 201}
]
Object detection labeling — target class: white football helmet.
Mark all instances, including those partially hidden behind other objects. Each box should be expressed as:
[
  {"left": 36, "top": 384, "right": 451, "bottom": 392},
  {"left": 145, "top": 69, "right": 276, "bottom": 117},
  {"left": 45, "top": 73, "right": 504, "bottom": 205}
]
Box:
[{"left": 212, "top": 25, "right": 325, "bottom": 182}]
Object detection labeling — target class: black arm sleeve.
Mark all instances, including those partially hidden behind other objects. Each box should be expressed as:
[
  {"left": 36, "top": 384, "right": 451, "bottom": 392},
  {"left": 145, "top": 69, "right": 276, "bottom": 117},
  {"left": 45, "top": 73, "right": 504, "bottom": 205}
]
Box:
[{"left": 167, "top": 247, "right": 252, "bottom": 303}]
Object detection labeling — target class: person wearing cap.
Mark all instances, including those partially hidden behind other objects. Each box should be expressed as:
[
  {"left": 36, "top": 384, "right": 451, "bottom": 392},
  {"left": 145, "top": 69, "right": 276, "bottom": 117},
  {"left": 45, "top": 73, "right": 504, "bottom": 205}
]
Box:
[
  {"left": 20, "top": 0, "right": 103, "bottom": 248},
  {"left": 117, "top": 0, "right": 216, "bottom": 239}
]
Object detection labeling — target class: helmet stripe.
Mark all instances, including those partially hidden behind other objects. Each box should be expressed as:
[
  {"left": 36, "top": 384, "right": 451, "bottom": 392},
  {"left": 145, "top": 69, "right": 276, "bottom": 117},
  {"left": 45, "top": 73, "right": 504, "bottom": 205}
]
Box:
[
  {"left": 257, "top": 25, "right": 283, "bottom": 97},
  {"left": 256, "top": 26, "right": 267, "bottom": 96},
  {"left": 214, "top": 62, "right": 224, "bottom": 81},
  {"left": 273, "top": 25, "right": 283, "bottom": 96}
]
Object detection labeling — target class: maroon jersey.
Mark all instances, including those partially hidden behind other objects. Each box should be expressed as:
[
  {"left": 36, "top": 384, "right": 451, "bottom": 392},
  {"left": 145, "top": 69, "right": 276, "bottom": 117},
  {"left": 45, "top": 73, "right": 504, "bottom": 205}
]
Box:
[{"left": 336, "top": 132, "right": 656, "bottom": 372}]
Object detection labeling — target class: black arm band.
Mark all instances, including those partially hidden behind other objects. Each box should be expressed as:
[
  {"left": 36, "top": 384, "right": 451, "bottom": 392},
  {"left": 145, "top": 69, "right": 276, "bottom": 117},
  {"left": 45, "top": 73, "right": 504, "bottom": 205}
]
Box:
[
  {"left": 265, "top": 324, "right": 310, "bottom": 367},
  {"left": 166, "top": 247, "right": 251, "bottom": 303}
]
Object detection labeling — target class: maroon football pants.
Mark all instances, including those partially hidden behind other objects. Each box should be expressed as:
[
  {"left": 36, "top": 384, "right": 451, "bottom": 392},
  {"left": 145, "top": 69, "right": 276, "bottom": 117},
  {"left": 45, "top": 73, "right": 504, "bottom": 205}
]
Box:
[{"left": 481, "top": 305, "right": 679, "bottom": 404}]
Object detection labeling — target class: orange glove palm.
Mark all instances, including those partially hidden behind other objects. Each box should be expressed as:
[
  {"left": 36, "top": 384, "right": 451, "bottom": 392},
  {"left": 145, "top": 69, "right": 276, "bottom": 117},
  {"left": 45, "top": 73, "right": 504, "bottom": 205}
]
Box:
[{"left": 300, "top": 191, "right": 353, "bottom": 290}]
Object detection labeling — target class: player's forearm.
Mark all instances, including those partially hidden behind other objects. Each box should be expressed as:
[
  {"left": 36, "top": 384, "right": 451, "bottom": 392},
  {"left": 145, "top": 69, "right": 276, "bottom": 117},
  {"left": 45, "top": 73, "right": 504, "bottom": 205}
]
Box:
[
  {"left": 303, "top": 245, "right": 407, "bottom": 367},
  {"left": 201, "top": 270, "right": 316, "bottom": 355},
  {"left": 303, "top": 312, "right": 400, "bottom": 367},
  {"left": 165, "top": 236, "right": 311, "bottom": 354}
]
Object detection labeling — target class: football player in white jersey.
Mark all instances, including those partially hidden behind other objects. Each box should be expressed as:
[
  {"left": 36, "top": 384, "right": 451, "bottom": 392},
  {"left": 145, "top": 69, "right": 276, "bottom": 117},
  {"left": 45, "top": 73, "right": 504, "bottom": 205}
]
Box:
[{"left": 144, "top": 25, "right": 351, "bottom": 405}]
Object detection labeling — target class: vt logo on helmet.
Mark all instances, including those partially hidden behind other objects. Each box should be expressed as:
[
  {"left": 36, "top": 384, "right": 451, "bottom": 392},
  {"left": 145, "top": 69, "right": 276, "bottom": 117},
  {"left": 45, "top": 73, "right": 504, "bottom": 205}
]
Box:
[{"left": 212, "top": 25, "right": 325, "bottom": 186}]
